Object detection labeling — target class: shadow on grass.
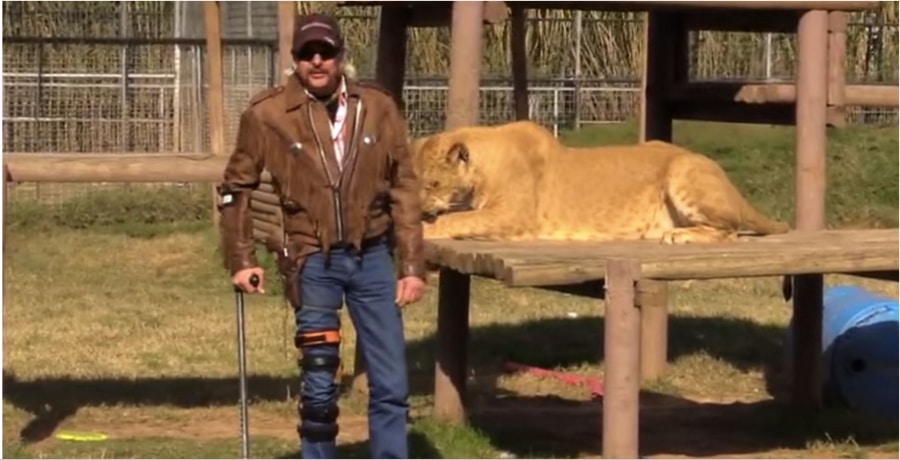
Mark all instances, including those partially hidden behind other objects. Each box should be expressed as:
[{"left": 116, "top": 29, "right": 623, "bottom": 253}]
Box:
[
  {"left": 463, "top": 392, "right": 898, "bottom": 458},
  {"left": 5, "top": 308, "right": 896, "bottom": 457},
  {"left": 2, "top": 371, "right": 303, "bottom": 444}
]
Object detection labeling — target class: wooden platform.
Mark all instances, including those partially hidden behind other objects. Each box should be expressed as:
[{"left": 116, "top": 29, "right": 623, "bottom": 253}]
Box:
[
  {"left": 425, "top": 229, "right": 899, "bottom": 286},
  {"left": 424, "top": 228, "right": 898, "bottom": 456}
]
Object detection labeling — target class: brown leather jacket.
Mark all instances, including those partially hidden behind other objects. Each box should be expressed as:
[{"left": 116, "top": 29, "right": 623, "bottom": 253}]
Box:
[{"left": 218, "top": 75, "right": 426, "bottom": 281}]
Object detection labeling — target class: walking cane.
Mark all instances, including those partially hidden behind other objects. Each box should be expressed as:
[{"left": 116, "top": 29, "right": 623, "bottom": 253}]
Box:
[{"left": 235, "top": 273, "right": 259, "bottom": 459}]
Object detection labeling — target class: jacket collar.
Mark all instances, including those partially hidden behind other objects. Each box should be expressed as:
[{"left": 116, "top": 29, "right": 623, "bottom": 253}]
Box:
[{"left": 283, "top": 73, "right": 361, "bottom": 112}]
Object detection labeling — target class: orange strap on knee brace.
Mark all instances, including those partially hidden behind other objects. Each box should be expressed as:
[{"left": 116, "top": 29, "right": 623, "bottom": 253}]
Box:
[{"left": 294, "top": 329, "right": 341, "bottom": 348}]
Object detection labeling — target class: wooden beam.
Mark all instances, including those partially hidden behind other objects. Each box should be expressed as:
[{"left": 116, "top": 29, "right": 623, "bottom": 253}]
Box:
[
  {"left": 2, "top": 154, "right": 228, "bottom": 183},
  {"left": 670, "top": 100, "right": 796, "bottom": 125},
  {"left": 602, "top": 258, "right": 642, "bottom": 459},
  {"left": 338, "top": 2, "right": 508, "bottom": 26},
  {"left": 683, "top": 9, "right": 799, "bottom": 33},
  {"left": 444, "top": 1, "right": 485, "bottom": 131},
  {"left": 277, "top": 1, "right": 296, "bottom": 85},
  {"left": 513, "top": 1, "right": 880, "bottom": 12},
  {"left": 827, "top": 12, "right": 848, "bottom": 126},
  {"left": 203, "top": 1, "right": 225, "bottom": 227},
  {"left": 433, "top": 267, "right": 471, "bottom": 424},
  {"left": 510, "top": 5, "right": 529, "bottom": 120},
  {"left": 503, "top": 243, "right": 897, "bottom": 286},
  {"left": 670, "top": 81, "right": 898, "bottom": 107},
  {"left": 792, "top": 9, "right": 829, "bottom": 412}
]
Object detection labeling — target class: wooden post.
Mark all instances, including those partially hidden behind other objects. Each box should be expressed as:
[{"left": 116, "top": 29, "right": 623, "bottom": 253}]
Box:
[
  {"left": 827, "top": 11, "right": 847, "bottom": 127},
  {"left": 639, "top": 11, "right": 680, "bottom": 143},
  {"left": 203, "top": 1, "right": 225, "bottom": 227},
  {"left": 602, "top": 258, "right": 642, "bottom": 459},
  {"left": 3, "top": 164, "right": 8, "bottom": 254},
  {"left": 433, "top": 1, "right": 483, "bottom": 423},
  {"left": 792, "top": 9, "right": 829, "bottom": 410},
  {"left": 277, "top": 1, "right": 296, "bottom": 86},
  {"left": 433, "top": 268, "right": 471, "bottom": 423},
  {"left": 638, "top": 279, "right": 668, "bottom": 380},
  {"left": 352, "top": 5, "right": 410, "bottom": 396},
  {"left": 637, "top": 11, "right": 683, "bottom": 381},
  {"left": 444, "top": 0, "right": 484, "bottom": 130},
  {"left": 374, "top": 6, "right": 409, "bottom": 106},
  {"left": 510, "top": 5, "right": 529, "bottom": 120}
]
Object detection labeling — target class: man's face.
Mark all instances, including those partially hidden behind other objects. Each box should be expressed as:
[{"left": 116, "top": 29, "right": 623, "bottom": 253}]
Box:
[{"left": 294, "top": 41, "right": 342, "bottom": 97}]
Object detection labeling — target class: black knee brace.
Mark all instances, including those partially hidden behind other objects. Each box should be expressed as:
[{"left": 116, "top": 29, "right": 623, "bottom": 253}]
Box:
[{"left": 297, "top": 403, "right": 340, "bottom": 442}]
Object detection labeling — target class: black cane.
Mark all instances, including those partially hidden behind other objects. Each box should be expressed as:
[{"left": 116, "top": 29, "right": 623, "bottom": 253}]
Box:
[{"left": 235, "top": 273, "right": 259, "bottom": 459}]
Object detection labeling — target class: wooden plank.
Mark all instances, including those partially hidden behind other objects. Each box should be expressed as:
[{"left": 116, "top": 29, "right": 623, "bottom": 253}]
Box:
[
  {"left": 2, "top": 154, "right": 228, "bottom": 183},
  {"left": 425, "top": 232, "right": 900, "bottom": 276},
  {"left": 602, "top": 258, "right": 641, "bottom": 459},
  {"left": 503, "top": 242, "right": 897, "bottom": 286}
]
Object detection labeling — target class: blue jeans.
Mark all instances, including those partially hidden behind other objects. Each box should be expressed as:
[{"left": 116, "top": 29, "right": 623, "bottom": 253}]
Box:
[{"left": 295, "top": 240, "right": 409, "bottom": 459}]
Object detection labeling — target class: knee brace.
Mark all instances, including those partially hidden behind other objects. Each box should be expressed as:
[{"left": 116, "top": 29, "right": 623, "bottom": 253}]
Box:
[
  {"left": 295, "top": 328, "right": 342, "bottom": 383},
  {"left": 297, "top": 402, "right": 340, "bottom": 442}
]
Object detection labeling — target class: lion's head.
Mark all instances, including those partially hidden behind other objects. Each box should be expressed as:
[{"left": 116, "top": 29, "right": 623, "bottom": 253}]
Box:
[{"left": 413, "top": 134, "right": 478, "bottom": 223}]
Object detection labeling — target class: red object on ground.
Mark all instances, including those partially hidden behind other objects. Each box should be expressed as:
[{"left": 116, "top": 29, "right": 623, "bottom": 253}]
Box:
[{"left": 503, "top": 361, "right": 604, "bottom": 399}]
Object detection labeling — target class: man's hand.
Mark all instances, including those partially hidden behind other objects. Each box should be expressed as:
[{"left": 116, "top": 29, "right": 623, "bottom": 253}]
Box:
[
  {"left": 396, "top": 275, "right": 426, "bottom": 307},
  {"left": 233, "top": 267, "right": 265, "bottom": 294}
]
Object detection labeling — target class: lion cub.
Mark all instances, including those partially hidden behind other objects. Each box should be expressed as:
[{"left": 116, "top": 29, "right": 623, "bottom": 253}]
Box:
[{"left": 411, "top": 120, "right": 790, "bottom": 244}]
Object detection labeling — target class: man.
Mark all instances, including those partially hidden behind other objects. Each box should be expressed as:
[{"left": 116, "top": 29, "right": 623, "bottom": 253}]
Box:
[{"left": 217, "top": 12, "right": 426, "bottom": 459}]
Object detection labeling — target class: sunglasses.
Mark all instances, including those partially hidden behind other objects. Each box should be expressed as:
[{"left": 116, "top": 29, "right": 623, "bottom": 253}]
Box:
[{"left": 294, "top": 44, "right": 340, "bottom": 62}]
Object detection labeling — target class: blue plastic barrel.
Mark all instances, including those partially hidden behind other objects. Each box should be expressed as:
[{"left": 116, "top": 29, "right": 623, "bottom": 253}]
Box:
[{"left": 815, "top": 285, "right": 898, "bottom": 419}]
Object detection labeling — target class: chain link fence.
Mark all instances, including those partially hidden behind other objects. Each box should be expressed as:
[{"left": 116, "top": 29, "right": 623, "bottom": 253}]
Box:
[{"left": 3, "top": 1, "right": 897, "bottom": 206}]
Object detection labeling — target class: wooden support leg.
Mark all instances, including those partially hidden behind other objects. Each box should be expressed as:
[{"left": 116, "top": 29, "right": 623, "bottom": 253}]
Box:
[
  {"left": 602, "top": 258, "right": 641, "bottom": 458},
  {"left": 792, "top": 9, "right": 829, "bottom": 410},
  {"left": 510, "top": 5, "right": 528, "bottom": 120},
  {"left": 444, "top": 0, "right": 485, "bottom": 131},
  {"left": 638, "top": 280, "right": 668, "bottom": 380},
  {"left": 352, "top": 5, "right": 410, "bottom": 396},
  {"left": 433, "top": 268, "right": 471, "bottom": 423},
  {"left": 636, "top": 12, "right": 678, "bottom": 385}
]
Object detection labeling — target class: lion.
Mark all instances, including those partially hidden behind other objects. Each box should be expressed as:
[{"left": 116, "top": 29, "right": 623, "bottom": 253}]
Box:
[{"left": 412, "top": 120, "right": 790, "bottom": 244}]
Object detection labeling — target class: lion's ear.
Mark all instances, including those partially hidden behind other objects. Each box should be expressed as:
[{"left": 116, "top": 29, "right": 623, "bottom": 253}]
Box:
[{"left": 447, "top": 143, "right": 469, "bottom": 164}]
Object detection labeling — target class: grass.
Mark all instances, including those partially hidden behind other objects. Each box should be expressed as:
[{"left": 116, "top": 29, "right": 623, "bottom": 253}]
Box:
[{"left": 3, "top": 121, "right": 898, "bottom": 459}]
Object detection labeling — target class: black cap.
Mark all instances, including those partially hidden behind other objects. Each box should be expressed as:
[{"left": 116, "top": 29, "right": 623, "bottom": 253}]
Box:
[{"left": 292, "top": 13, "right": 344, "bottom": 55}]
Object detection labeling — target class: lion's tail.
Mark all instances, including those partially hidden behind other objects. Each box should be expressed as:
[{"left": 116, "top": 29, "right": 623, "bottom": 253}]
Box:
[{"left": 736, "top": 195, "right": 791, "bottom": 235}]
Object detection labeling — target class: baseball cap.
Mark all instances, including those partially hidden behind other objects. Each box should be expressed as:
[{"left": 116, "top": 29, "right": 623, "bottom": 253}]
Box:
[{"left": 292, "top": 13, "right": 344, "bottom": 56}]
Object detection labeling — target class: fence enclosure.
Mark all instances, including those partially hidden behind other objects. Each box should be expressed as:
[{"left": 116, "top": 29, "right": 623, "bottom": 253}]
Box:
[{"left": 3, "top": 1, "right": 898, "bottom": 204}]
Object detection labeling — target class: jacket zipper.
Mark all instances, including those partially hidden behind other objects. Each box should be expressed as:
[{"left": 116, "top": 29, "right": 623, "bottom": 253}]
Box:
[
  {"left": 309, "top": 98, "right": 362, "bottom": 246},
  {"left": 341, "top": 99, "right": 364, "bottom": 192},
  {"left": 307, "top": 103, "right": 343, "bottom": 244}
]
